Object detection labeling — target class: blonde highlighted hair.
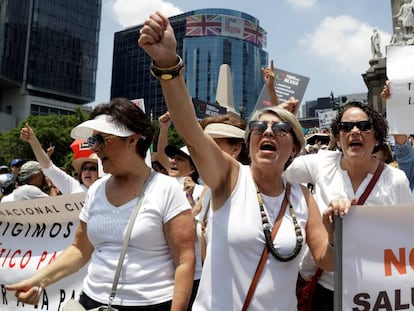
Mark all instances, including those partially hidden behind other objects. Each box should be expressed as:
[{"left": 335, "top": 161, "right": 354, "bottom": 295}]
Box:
[{"left": 247, "top": 106, "right": 305, "bottom": 155}]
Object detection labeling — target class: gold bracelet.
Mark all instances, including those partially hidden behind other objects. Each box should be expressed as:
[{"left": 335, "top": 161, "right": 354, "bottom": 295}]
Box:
[{"left": 150, "top": 55, "right": 184, "bottom": 80}]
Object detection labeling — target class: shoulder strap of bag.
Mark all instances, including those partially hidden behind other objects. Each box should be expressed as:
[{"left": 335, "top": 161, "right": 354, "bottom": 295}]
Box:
[
  {"left": 357, "top": 161, "right": 384, "bottom": 205},
  {"left": 241, "top": 182, "right": 291, "bottom": 311},
  {"left": 108, "top": 170, "right": 155, "bottom": 307},
  {"left": 314, "top": 267, "right": 323, "bottom": 280}
]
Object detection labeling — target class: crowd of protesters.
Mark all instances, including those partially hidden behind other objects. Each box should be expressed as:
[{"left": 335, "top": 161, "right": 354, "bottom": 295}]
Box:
[{"left": 1, "top": 12, "right": 414, "bottom": 311}]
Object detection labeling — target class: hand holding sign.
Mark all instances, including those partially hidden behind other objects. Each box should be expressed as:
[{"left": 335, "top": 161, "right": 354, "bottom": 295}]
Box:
[{"left": 6, "top": 282, "right": 44, "bottom": 306}]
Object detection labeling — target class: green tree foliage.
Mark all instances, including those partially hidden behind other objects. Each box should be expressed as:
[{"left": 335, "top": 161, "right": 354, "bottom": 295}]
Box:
[
  {"left": 0, "top": 108, "right": 89, "bottom": 171},
  {"left": 0, "top": 109, "right": 183, "bottom": 171}
]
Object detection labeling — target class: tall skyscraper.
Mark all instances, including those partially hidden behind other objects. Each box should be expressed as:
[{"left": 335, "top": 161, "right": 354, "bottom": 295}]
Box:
[
  {"left": 112, "top": 8, "right": 268, "bottom": 119},
  {"left": 0, "top": 0, "right": 101, "bottom": 130}
]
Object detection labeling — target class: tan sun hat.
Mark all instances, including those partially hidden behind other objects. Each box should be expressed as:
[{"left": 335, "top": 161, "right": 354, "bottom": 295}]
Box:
[
  {"left": 203, "top": 123, "right": 245, "bottom": 139},
  {"left": 72, "top": 153, "right": 99, "bottom": 174}
]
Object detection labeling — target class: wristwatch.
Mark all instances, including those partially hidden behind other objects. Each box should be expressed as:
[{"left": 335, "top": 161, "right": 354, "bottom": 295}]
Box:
[{"left": 150, "top": 55, "right": 184, "bottom": 80}]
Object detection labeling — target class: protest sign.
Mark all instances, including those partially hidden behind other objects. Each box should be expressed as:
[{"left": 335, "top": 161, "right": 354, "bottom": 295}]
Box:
[
  {"left": 386, "top": 45, "right": 414, "bottom": 134},
  {"left": 253, "top": 68, "right": 310, "bottom": 114},
  {"left": 340, "top": 204, "right": 414, "bottom": 311},
  {"left": 0, "top": 193, "right": 87, "bottom": 311},
  {"left": 317, "top": 109, "right": 337, "bottom": 130}
]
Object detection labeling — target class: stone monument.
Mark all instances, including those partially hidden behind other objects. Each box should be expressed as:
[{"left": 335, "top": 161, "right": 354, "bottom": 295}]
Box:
[
  {"left": 363, "top": 26, "right": 386, "bottom": 114},
  {"left": 215, "top": 64, "right": 236, "bottom": 114},
  {"left": 371, "top": 28, "right": 383, "bottom": 59},
  {"left": 362, "top": 0, "right": 411, "bottom": 114},
  {"left": 391, "top": 0, "right": 414, "bottom": 45}
]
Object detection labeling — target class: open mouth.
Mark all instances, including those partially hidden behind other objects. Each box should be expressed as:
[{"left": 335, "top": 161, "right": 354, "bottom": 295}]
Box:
[
  {"left": 260, "top": 141, "right": 276, "bottom": 151},
  {"left": 349, "top": 140, "right": 363, "bottom": 148}
]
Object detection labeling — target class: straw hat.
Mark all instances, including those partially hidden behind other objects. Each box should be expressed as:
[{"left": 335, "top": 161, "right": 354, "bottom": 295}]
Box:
[{"left": 72, "top": 153, "right": 99, "bottom": 174}]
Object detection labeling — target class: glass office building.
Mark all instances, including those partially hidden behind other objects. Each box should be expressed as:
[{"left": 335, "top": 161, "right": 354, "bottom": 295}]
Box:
[
  {"left": 0, "top": 0, "right": 101, "bottom": 127},
  {"left": 112, "top": 8, "right": 268, "bottom": 119}
]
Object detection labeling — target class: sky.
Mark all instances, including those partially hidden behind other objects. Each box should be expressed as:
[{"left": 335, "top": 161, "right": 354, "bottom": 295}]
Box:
[{"left": 93, "top": 0, "right": 395, "bottom": 106}]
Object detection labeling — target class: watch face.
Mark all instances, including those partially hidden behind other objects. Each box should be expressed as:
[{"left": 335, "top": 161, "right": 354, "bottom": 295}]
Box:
[
  {"left": 150, "top": 57, "right": 184, "bottom": 80},
  {"left": 161, "top": 73, "right": 173, "bottom": 80}
]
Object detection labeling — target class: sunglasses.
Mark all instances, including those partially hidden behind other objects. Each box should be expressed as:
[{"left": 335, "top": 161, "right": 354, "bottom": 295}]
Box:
[
  {"left": 87, "top": 134, "right": 116, "bottom": 149},
  {"left": 339, "top": 120, "right": 372, "bottom": 132},
  {"left": 249, "top": 121, "right": 292, "bottom": 137},
  {"left": 81, "top": 165, "right": 97, "bottom": 172}
]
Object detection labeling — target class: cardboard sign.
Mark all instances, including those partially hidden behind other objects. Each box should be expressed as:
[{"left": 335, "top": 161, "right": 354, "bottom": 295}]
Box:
[{"left": 0, "top": 193, "right": 87, "bottom": 311}]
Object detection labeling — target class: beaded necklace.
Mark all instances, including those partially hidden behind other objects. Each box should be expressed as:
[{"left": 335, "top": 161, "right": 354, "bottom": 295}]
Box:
[{"left": 255, "top": 181, "right": 303, "bottom": 262}]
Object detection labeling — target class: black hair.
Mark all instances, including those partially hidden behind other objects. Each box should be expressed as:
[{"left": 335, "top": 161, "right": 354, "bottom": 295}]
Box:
[
  {"left": 90, "top": 97, "right": 155, "bottom": 159},
  {"left": 330, "top": 101, "right": 388, "bottom": 146}
]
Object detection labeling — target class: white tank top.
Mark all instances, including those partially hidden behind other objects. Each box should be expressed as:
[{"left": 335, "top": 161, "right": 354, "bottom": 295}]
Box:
[{"left": 193, "top": 164, "right": 308, "bottom": 310}]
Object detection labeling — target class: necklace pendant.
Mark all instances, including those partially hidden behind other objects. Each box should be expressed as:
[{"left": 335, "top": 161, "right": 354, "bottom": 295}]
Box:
[{"left": 263, "top": 223, "right": 271, "bottom": 230}]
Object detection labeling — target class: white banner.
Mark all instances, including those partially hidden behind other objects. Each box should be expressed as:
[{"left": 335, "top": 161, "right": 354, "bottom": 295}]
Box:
[
  {"left": 221, "top": 15, "right": 244, "bottom": 39},
  {"left": 386, "top": 45, "right": 414, "bottom": 134},
  {"left": 341, "top": 204, "right": 414, "bottom": 310},
  {"left": 317, "top": 109, "right": 337, "bottom": 130},
  {"left": 0, "top": 193, "right": 87, "bottom": 311}
]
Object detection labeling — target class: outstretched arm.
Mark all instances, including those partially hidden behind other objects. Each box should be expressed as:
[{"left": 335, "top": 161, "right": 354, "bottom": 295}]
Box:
[
  {"left": 157, "top": 111, "right": 172, "bottom": 171},
  {"left": 261, "top": 61, "right": 300, "bottom": 115},
  {"left": 138, "top": 12, "right": 238, "bottom": 197},
  {"left": 261, "top": 60, "right": 280, "bottom": 106},
  {"left": 20, "top": 123, "right": 52, "bottom": 169}
]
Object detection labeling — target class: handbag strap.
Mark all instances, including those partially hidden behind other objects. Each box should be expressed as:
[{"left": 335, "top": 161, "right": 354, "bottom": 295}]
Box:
[
  {"left": 108, "top": 170, "right": 155, "bottom": 307},
  {"left": 242, "top": 182, "right": 291, "bottom": 311},
  {"left": 356, "top": 161, "right": 384, "bottom": 205},
  {"left": 314, "top": 267, "right": 323, "bottom": 280}
]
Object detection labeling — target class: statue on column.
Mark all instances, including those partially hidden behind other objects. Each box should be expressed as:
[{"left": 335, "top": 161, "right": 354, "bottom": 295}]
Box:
[{"left": 371, "top": 28, "right": 383, "bottom": 58}]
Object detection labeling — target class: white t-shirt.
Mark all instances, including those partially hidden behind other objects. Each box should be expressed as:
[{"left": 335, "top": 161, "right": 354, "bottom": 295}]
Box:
[
  {"left": 42, "top": 163, "right": 86, "bottom": 194},
  {"left": 1, "top": 191, "right": 15, "bottom": 202},
  {"left": 284, "top": 150, "right": 413, "bottom": 290},
  {"left": 193, "top": 164, "right": 308, "bottom": 311},
  {"left": 79, "top": 171, "right": 190, "bottom": 306},
  {"left": 13, "top": 184, "right": 49, "bottom": 201}
]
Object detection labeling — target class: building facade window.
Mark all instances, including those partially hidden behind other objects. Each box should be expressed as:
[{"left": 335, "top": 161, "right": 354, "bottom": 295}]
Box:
[{"left": 112, "top": 8, "right": 268, "bottom": 120}]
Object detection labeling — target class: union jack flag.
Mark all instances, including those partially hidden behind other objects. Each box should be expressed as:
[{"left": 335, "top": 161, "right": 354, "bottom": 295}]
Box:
[
  {"left": 243, "top": 20, "right": 267, "bottom": 47},
  {"left": 186, "top": 15, "right": 222, "bottom": 37},
  {"left": 258, "top": 30, "right": 267, "bottom": 47}
]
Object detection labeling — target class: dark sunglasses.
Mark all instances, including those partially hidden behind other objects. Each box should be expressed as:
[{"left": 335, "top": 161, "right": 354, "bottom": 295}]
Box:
[
  {"left": 87, "top": 134, "right": 116, "bottom": 149},
  {"left": 339, "top": 120, "right": 372, "bottom": 132},
  {"left": 249, "top": 121, "right": 292, "bottom": 137},
  {"left": 81, "top": 165, "right": 97, "bottom": 172}
]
